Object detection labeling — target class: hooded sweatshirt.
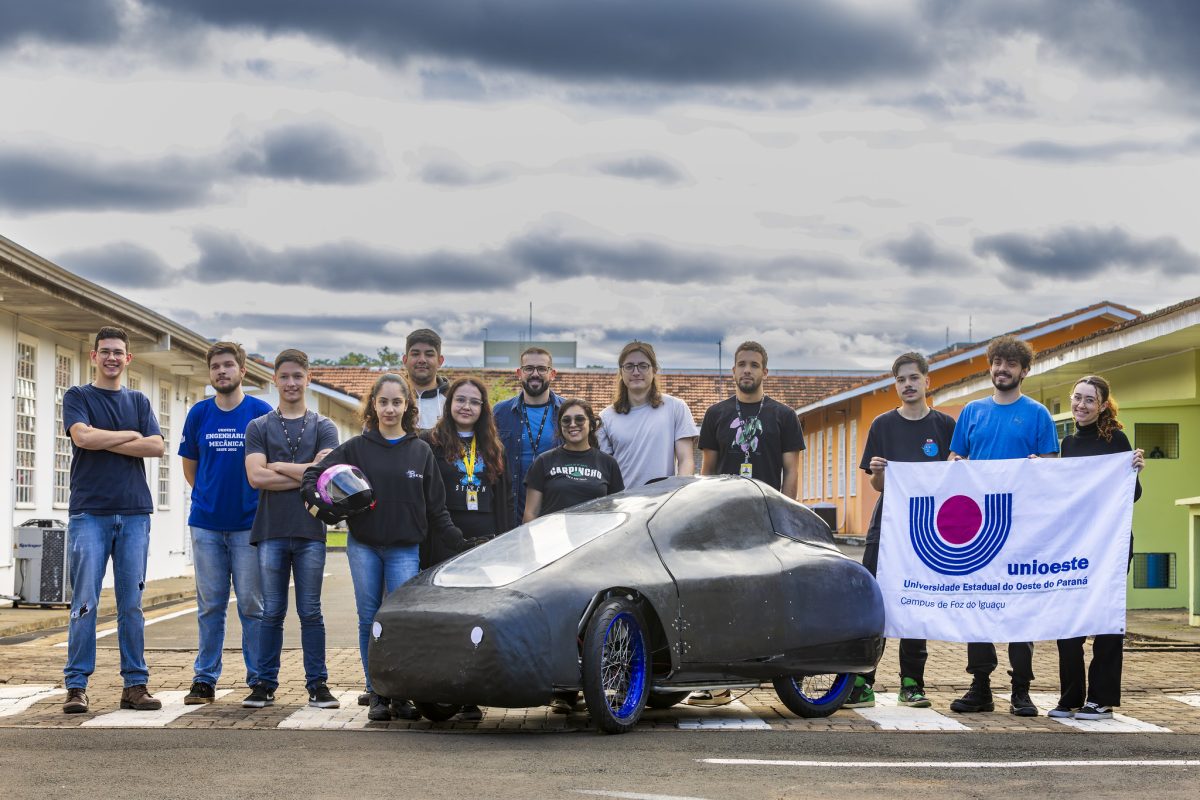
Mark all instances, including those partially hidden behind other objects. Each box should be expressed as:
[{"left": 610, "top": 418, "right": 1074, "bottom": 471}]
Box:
[{"left": 302, "top": 429, "right": 465, "bottom": 557}]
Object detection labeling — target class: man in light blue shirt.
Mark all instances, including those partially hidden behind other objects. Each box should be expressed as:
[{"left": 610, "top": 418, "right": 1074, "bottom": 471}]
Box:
[{"left": 947, "top": 335, "right": 1058, "bottom": 718}]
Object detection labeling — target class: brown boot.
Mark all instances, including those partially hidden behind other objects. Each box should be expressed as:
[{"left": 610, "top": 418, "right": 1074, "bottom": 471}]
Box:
[
  {"left": 62, "top": 688, "right": 89, "bottom": 714},
  {"left": 120, "top": 684, "right": 162, "bottom": 711}
]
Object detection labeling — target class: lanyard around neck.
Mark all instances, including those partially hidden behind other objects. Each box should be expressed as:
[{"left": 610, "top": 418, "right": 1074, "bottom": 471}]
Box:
[
  {"left": 462, "top": 435, "right": 478, "bottom": 486},
  {"left": 521, "top": 399, "right": 550, "bottom": 454}
]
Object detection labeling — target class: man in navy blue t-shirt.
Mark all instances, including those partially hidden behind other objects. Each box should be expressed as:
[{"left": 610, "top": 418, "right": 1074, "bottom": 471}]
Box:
[
  {"left": 178, "top": 342, "right": 273, "bottom": 705},
  {"left": 947, "top": 334, "right": 1059, "bottom": 718},
  {"left": 61, "top": 326, "right": 166, "bottom": 714}
]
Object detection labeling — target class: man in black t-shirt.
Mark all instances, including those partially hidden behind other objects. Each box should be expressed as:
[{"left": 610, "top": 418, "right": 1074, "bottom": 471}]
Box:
[
  {"left": 699, "top": 341, "right": 805, "bottom": 495},
  {"left": 692, "top": 341, "right": 804, "bottom": 707},
  {"left": 849, "top": 351, "right": 955, "bottom": 711}
]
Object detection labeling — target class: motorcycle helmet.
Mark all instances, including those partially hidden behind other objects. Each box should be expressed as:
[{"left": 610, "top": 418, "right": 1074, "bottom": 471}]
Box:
[{"left": 309, "top": 464, "right": 375, "bottom": 521}]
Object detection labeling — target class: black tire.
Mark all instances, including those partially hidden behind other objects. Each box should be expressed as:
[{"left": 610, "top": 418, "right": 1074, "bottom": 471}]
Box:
[
  {"left": 772, "top": 673, "right": 855, "bottom": 718},
  {"left": 646, "top": 691, "right": 691, "bottom": 710},
  {"left": 413, "top": 701, "right": 461, "bottom": 722},
  {"left": 581, "top": 597, "right": 650, "bottom": 734}
]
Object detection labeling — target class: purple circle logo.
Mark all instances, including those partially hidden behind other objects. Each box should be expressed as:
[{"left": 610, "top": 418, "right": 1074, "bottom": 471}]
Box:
[{"left": 935, "top": 494, "right": 982, "bottom": 545}]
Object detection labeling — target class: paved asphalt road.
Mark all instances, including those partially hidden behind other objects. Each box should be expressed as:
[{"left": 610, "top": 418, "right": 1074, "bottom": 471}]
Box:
[{"left": 4, "top": 728, "right": 1199, "bottom": 800}]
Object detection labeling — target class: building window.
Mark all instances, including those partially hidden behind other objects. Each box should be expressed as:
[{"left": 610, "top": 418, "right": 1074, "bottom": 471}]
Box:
[
  {"left": 127, "top": 373, "right": 142, "bottom": 393},
  {"left": 54, "top": 351, "right": 74, "bottom": 507},
  {"left": 836, "top": 423, "right": 846, "bottom": 499},
  {"left": 815, "top": 430, "right": 824, "bottom": 499},
  {"left": 1054, "top": 418, "right": 1073, "bottom": 443},
  {"left": 1132, "top": 552, "right": 1176, "bottom": 589},
  {"left": 15, "top": 341, "right": 37, "bottom": 506},
  {"left": 158, "top": 382, "right": 172, "bottom": 509},
  {"left": 1135, "top": 423, "right": 1178, "bottom": 460},
  {"left": 825, "top": 427, "right": 833, "bottom": 501},
  {"left": 848, "top": 420, "right": 858, "bottom": 498}
]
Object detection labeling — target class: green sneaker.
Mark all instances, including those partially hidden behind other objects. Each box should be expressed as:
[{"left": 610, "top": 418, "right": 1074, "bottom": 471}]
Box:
[
  {"left": 897, "top": 677, "right": 931, "bottom": 708},
  {"left": 844, "top": 677, "right": 876, "bottom": 708}
]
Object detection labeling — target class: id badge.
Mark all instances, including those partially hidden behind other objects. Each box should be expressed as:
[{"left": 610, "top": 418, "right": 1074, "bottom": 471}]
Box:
[
  {"left": 739, "top": 461, "right": 753, "bottom": 478},
  {"left": 466, "top": 489, "right": 479, "bottom": 511}
]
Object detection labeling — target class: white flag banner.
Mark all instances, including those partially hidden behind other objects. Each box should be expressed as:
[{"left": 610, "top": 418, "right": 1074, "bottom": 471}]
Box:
[{"left": 877, "top": 453, "right": 1136, "bottom": 643}]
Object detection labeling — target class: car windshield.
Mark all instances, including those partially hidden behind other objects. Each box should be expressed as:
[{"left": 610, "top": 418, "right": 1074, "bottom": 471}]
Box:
[{"left": 433, "top": 512, "right": 628, "bottom": 588}]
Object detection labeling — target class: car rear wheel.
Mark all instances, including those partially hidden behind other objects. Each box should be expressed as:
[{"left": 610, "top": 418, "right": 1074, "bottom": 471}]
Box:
[
  {"left": 646, "top": 690, "right": 691, "bottom": 710},
  {"left": 772, "top": 673, "right": 854, "bottom": 718},
  {"left": 582, "top": 597, "right": 650, "bottom": 734},
  {"left": 413, "top": 701, "right": 461, "bottom": 722}
]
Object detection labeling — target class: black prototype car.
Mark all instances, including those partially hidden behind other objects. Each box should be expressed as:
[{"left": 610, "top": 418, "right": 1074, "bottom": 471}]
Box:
[{"left": 368, "top": 476, "right": 884, "bottom": 733}]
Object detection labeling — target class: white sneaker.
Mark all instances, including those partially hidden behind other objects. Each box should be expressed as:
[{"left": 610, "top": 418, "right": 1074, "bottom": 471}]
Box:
[
  {"left": 686, "top": 690, "right": 733, "bottom": 707},
  {"left": 1074, "top": 702, "right": 1113, "bottom": 720}
]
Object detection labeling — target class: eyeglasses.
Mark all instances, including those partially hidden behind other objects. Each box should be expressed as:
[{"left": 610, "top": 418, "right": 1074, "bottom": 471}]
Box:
[
  {"left": 453, "top": 396, "right": 483, "bottom": 408},
  {"left": 1070, "top": 394, "right": 1098, "bottom": 407},
  {"left": 561, "top": 415, "right": 588, "bottom": 427},
  {"left": 520, "top": 365, "right": 551, "bottom": 375},
  {"left": 621, "top": 362, "right": 653, "bottom": 374},
  {"left": 96, "top": 349, "right": 127, "bottom": 358}
]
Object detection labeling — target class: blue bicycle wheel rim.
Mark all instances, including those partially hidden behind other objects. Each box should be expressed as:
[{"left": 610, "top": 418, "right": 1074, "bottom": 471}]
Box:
[
  {"left": 603, "top": 611, "right": 647, "bottom": 721},
  {"left": 791, "top": 673, "right": 852, "bottom": 706}
]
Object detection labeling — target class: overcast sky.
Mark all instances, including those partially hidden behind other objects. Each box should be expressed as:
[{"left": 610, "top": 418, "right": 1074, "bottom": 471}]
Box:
[{"left": 4, "top": 1, "right": 1199, "bottom": 369}]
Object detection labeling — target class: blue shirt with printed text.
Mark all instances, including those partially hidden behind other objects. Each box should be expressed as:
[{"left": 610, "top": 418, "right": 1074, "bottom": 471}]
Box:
[{"left": 178, "top": 394, "right": 273, "bottom": 530}]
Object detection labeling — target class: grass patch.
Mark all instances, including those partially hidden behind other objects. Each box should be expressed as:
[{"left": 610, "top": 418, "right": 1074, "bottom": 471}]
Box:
[{"left": 326, "top": 530, "right": 348, "bottom": 549}]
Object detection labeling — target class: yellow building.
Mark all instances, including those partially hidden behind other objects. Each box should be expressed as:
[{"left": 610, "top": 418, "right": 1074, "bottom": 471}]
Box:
[{"left": 795, "top": 302, "right": 1139, "bottom": 538}]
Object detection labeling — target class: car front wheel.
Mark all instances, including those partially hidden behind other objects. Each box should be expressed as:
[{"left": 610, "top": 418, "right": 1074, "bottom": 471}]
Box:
[
  {"left": 582, "top": 597, "right": 650, "bottom": 734},
  {"left": 772, "top": 673, "right": 854, "bottom": 718},
  {"left": 413, "top": 701, "right": 461, "bottom": 722}
]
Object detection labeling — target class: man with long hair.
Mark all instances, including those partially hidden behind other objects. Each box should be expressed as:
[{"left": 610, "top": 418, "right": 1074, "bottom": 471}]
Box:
[{"left": 598, "top": 341, "right": 697, "bottom": 487}]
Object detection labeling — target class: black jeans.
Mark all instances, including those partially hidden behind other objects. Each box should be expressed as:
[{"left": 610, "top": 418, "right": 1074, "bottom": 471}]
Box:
[
  {"left": 862, "top": 542, "right": 928, "bottom": 688},
  {"left": 1055, "top": 635, "right": 1124, "bottom": 707},
  {"left": 965, "top": 641, "right": 1035, "bottom": 687}
]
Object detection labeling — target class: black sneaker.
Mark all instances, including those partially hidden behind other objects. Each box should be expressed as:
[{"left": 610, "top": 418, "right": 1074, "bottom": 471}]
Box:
[
  {"left": 390, "top": 698, "right": 420, "bottom": 721},
  {"left": 950, "top": 680, "right": 994, "bottom": 713},
  {"left": 357, "top": 692, "right": 371, "bottom": 706},
  {"left": 367, "top": 693, "right": 393, "bottom": 722},
  {"left": 242, "top": 684, "right": 275, "bottom": 708},
  {"left": 1074, "top": 702, "right": 1113, "bottom": 720},
  {"left": 456, "top": 704, "right": 483, "bottom": 721},
  {"left": 184, "top": 681, "right": 215, "bottom": 705},
  {"left": 1009, "top": 686, "right": 1038, "bottom": 717},
  {"left": 308, "top": 683, "right": 340, "bottom": 709}
]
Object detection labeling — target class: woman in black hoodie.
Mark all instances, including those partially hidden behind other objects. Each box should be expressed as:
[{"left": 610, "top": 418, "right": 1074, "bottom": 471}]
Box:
[
  {"left": 1052, "top": 375, "right": 1144, "bottom": 721},
  {"left": 302, "top": 373, "right": 464, "bottom": 722}
]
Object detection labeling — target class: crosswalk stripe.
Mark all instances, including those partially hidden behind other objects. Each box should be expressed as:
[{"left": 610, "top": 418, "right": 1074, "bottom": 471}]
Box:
[
  {"left": 1166, "top": 693, "right": 1200, "bottom": 709},
  {"left": 1029, "top": 692, "right": 1170, "bottom": 733},
  {"left": 852, "top": 692, "right": 970, "bottom": 731},
  {"left": 277, "top": 690, "right": 370, "bottom": 729},
  {"left": 81, "top": 689, "right": 232, "bottom": 727},
  {"left": 676, "top": 699, "right": 771, "bottom": 730},
  {"left": 0, "top": 685, "right": 65, "bottom": 717}
]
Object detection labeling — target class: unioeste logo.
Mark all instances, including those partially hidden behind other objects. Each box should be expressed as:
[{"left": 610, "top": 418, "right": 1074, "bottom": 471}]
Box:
[{"left": 909, "top": 493, "right": 1012, "bottom": 576}]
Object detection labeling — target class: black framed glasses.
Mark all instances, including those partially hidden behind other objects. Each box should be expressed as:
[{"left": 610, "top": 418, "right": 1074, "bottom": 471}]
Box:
[
  {"left": 520, "top": 365, "right": 551, "bottom": 375},
  {"left": 620, "top": 362, "right": 652, "bottom": 373}
]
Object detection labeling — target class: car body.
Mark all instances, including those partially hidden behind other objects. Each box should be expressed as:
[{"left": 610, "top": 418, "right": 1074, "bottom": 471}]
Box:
[{"left": 368, "top": 476, "right": 884, "bottom": 726}]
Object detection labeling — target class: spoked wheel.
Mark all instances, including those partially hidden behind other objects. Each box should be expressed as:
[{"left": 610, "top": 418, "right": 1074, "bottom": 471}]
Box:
[
  {"left": 413, "top": 701, "right": 461, "bottom": 722},
  {"left": 646, "top": 690, "right": 691, "bottom": 710},
  {"left": 772, "top": 673, "right": 855, "bottom": 718},
  {"left": 581, "top": 597, "right": 650, "bottom": 734}
]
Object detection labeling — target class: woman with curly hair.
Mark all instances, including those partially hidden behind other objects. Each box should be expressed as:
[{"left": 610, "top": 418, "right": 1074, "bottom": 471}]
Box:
[
  {"left": 302, "top": 372, "right": 465, "bottom": 722},
  {"left": 1051, "top": 374, "right": 1145, "bottom": 721}
]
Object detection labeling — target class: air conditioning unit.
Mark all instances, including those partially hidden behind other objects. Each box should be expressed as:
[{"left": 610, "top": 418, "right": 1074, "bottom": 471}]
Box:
[{"left": 13, "top": 519, "right": 71, "bottom": 606}]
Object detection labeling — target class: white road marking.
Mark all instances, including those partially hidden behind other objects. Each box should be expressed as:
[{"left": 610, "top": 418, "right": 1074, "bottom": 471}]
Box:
[
  {"left": 700, "top": 758, "right": 1200, "bottom": 768},
  {"left": 81, "top": 689, "right": 232, "bottom": 727},
  {"left": 54, "top": 572, "right": 333, "bottom": 647},
  {"left": 277, "top": 690, "right": 370, "bottom": 729},
  {"left": 852, "top": 692, "right": 970, "bottom": 731},
  {"left": 1029, "top": 692, "right": 1170, "bottom": 733},
  {"left": 675, "top": 699, "right": 771, "bottom": 730},
  {"left": 575, "top": 791, "right": 713, "bottom": 800},
  {"left": 0, "top": 685, "right": 65, "bottom": 716},
  {"left": 1166, "top": 693, "right": 1200, "bottom": 709}
]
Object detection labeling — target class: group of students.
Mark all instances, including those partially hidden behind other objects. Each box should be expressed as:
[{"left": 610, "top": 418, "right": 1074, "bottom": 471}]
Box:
[{"left": 58, "top": 324, "right": 1143, "bottom": 724}]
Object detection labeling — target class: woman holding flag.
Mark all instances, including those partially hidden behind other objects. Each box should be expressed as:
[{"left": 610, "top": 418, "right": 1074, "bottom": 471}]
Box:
[{"left": 1052, "top": 375, "right": 1144, "bottom": 720}]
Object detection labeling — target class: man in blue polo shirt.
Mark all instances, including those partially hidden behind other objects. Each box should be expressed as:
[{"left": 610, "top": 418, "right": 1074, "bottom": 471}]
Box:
[
  {"left": 61, "top": 326, "right": 166, "bottom": 714},
  {"left": 494, "top": 346, "right": 563, "bottom": 520},
  {"left": 947, "top": 334, "right": 1059, "bottom": 718},
  {"left": 178, "top": 342, "right": 273, "bottom": 705}
]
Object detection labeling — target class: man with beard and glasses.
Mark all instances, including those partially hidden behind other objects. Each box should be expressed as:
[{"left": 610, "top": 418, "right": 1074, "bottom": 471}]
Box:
[
  {"left": 947, "top": 334, "right": 1058, "bottom": 718},
  {"left": 178, "top": 342, "right": 273, "bottom": 705},
  {"left": 494, "top": 346, "right": 563, "bottom": 521},
  {"left": 689, "top": 341, "right": 803, "bottom": 707},
  {"left": 403, "top": 328, "right": 449, "bottom": 430}
]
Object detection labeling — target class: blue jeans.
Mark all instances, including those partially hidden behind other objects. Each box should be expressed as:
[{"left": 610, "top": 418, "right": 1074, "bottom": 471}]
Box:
[
  {"left": 64, "top": 513, "right": 151, "bottom": 690},
  {"left": 191, "top": 527, "right": 263, "bottom": 687},
  {"left": 256, "top": 537, "right": 328, "bottom": 691},
  {"left": 346, "top": 536, "right": 419, "bottom": 692}
]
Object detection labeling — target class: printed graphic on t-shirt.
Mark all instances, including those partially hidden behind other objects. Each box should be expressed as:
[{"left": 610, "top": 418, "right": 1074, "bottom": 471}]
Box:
[
  {"left": 922, "top": 439, "right": 939, "bottom": 457},
  {"left": 549, "top": 463, "right": 604, "bottom": 481},
  {"left": 731, "top": 415, "right": 762, "bottom": 457},
  {"left": 203, "top": 427, "right": 247, "bottom": 453}
]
